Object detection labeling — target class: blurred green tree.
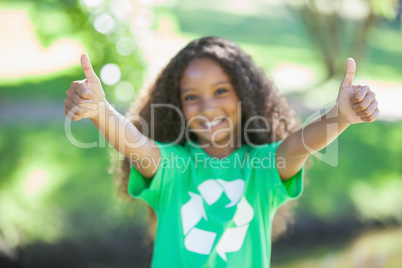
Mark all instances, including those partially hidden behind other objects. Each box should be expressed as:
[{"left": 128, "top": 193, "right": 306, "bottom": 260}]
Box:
[
  {"left": 285, "top": 0, "right": 400, "bottom": 79},
  {"left": 25, "top": 0, "right": 146, "bottom": 105}
]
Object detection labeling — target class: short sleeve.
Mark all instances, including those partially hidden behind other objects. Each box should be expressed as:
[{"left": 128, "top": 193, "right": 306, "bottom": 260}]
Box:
[
  {"left": 128, "top": 141, "right": 183, "bottom": 212},
  {"left": 270, "top": 140, "right": 305, "bottom": 210}
]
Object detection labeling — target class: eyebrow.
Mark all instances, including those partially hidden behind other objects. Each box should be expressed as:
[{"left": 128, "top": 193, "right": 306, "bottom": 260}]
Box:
[{"left": 181, "top": 81, "right": 231, "bottom": 94}]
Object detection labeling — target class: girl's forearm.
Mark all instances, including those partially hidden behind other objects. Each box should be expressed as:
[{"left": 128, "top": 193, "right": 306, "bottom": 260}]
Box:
[
  {"left": 90, "top": 100, "right": 144, "bottom": 158},
  {"left": 287, "top": 105, "right": 350, "bottom": 158}
]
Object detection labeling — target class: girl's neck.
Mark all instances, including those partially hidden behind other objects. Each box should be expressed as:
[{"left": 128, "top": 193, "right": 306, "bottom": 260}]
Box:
[{"left": 197, "top": 140, "right": 242, "bottom": 159}]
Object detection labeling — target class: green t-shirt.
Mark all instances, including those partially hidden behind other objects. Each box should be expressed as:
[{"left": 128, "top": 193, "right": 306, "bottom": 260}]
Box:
[{"left": 128, "top": 140, "right": 304, "bottom": 268}]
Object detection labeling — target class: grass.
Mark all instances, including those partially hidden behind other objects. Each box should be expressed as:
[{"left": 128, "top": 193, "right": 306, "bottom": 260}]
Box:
[
  {"left": 0, "top": 122, "right": 147, "bottom": 247},
  {"left": 297, "top": 120, "right": 402, "bottom": 221},
  {"left": 272, "top": 227, "right": 402, "bottom": 267}
]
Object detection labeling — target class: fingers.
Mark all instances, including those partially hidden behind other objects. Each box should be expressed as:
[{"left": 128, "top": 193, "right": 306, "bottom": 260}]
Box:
[
  {"left": 70, "top": 81, "right": 93, "bottom": 100},
  {"left": 350, "top": 84, "right": 380, "bottom": 123},
  {"left": 341, "top": 58, "right": 356, "bottom": 88},
  {"left": 352, "top": 90, "right": 375, "bottom": 112},
  {"left": 80, "top": 53, "right": 99, "bottom": 83},
  {"left": 64, "top": 102, "right": 96, "bottom": 121},
  {"left": 360, "top": 108, "right": 379, "bottom": 122},
  {"left": 66, "top": 89, "right": 91, "bottom": 105},
  {"left": 64, "top": 90, "right": 97, "bottom": 121},
  {"left": 351, "top": 85, "right": 370, "bottom": 104},
  {"left": 64, "top": 106, "right": 92, "bottom": 121},
  {"left": 65, "top": 54, "right": 104, "bottom": 121},
  {"left": 355, "top": 100, "right": 377, "bottom": 117}
]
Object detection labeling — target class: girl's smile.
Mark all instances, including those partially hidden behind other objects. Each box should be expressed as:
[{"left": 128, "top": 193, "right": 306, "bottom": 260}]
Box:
[
  {"left": 200, "top": 118, "right": 226, "bottom": 129},
  {"left": 179, "top": 57, "right": 241, "bottom": 157}
]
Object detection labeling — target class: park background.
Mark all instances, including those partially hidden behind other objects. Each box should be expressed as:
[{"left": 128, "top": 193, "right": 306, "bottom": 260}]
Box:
[{"left": 0, "top": 0, "right": 401, "bottom": 267}]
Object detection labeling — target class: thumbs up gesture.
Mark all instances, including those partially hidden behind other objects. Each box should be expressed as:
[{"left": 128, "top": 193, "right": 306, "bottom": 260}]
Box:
[
  {"left": 64, "top": 54, "right": 106, "bottom": 121},
  {"left": 336, "top": 58, "right": 379, "bottom": 124}
]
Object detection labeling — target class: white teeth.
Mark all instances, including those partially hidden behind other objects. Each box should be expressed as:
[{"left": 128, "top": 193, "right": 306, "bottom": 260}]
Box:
[{"left": 204, "top": 119, "right": 223, "bottom": 128}]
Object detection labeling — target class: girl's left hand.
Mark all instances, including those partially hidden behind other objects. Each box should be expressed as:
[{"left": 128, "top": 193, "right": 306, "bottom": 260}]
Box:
[{"left": 336, "top": 58, "right": 380, "bottom": 124}]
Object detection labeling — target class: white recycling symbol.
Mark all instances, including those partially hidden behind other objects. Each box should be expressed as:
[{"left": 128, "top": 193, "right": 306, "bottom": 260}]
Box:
[{"left": 181, "top": 179, "right": 254, "bottom": 261}]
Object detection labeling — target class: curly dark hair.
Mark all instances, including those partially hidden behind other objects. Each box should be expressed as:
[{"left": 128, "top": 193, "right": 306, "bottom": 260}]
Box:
[{"left": 110, "top": 36, "right": 307, "bottom": 242}]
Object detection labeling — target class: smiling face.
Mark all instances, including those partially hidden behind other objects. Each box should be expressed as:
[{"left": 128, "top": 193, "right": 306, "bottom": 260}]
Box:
[{"left": 179, "top": 57, "right": 241, "bottom": 147}]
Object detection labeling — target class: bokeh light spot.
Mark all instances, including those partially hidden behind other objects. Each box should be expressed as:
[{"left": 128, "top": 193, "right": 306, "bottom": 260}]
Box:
[
  {"left": 116, "top": 37, "right": 136, "bottom": 56},
  {"left": 100, "top": 64, "right": 121, "bottom": 85},
  {"left": 115, "top": 81, "right": 134, "bottom": 102},
  {"left": 111, "top": 0, "right": 134, "bottom": 20},
  {"left": 83, "top": 0, "right": 104, "bottom": 7},
  {"left": 139, "top": 0, "right": 158, "bottom": 7},
  {"left": 94, "top": 14, "right": 116, "bottom": 34}
]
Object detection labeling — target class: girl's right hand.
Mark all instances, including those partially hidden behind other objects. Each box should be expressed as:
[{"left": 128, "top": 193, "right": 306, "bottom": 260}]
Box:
[{"left": 64, "top": 53, "right": 106, "bottom": 121}]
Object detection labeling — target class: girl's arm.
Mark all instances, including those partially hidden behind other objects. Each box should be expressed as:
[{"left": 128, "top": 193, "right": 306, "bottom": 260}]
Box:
[
  {"left": 64, "top": 54, "right": 161, "bottom": 179},
  {"left": 276, "top": 58, "right": 379, "bottom": 181}
]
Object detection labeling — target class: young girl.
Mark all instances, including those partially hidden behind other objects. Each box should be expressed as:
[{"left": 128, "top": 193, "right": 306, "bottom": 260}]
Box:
[{"left": 64, "top": 36, "right": 379, "bottom": 267}]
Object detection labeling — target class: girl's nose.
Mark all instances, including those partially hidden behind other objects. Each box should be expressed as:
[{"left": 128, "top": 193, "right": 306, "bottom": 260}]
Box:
[{"left": 200, "top": 98, "right": 218, "bottom": 116}]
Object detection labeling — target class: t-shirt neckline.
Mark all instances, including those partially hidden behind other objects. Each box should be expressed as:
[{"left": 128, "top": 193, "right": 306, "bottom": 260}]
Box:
[{"left": 184, "top": 140, "right": 250, "bottom": 161}]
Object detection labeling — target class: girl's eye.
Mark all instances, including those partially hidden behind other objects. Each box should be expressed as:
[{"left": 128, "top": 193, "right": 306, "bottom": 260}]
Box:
[
  {"left": 185, "top": 95, "right": 197, "bottom": 101},
  {"left": 216, "top": 88, "right": 228, "bottom": 95},
  {"left": 184, "top": 89, "right": 227, "bottom": 101}
]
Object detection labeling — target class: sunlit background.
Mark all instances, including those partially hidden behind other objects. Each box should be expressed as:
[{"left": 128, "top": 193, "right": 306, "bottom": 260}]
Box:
[{"left": 0, "top": 0, "right": 402, "bottom": 267}]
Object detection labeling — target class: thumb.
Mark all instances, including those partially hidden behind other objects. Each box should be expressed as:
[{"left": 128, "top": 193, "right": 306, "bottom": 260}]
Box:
[
  {"left": 80, "top": 53, "right": 99, "bottom": 83},
  {"left": 341, "top": 58, "right": 356, "bottom": 88}
]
